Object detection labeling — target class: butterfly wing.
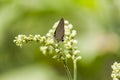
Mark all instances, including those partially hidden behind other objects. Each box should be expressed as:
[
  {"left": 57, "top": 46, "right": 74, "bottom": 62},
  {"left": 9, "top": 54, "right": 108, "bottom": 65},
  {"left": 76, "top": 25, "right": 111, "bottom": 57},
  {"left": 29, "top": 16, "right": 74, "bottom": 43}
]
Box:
[{"left": 54, "top": 18, "right": 64, "bottom": 41}]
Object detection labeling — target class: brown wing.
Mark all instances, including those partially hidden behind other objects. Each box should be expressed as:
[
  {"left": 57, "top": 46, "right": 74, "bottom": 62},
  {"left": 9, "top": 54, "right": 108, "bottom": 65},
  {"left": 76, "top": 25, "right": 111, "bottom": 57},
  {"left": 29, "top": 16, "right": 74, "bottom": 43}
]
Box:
[{"left": 54, "top": 18, "right": 64, "bottom": 41}]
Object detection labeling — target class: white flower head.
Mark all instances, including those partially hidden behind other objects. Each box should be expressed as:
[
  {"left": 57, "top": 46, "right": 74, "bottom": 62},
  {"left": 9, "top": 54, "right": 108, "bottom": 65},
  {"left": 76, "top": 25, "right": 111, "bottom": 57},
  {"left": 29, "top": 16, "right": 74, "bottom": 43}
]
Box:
[
  {"left": 40, "top": 46, "right": 48, "bottom": 55},
  {"left": 49, "top": 29, "right": 54, "bottom": 34},
  {"left": 13, "top": 19, "right": 81, "bottom": 61},
  {"left": 48, "top": 46, "right": 54, "bottom": 54},
  {"left": 68, "top": 24, "right": 73, "bottom": 29},
  {"left": 71, "top": 30, "right": 77, "bottom": 37},
  {"left": 46, "top": 38, "right": 54, "bottom": 45},
  {"left": 55, "top": 49, "right": 60, "bottom": 53},
  {"left": 64, "top": 20, "right": 69, "bottom": 24},
  {"left": 66, "top": 54, "right": 71, "bottom": 58},
  {"left": 53, "top": 21, "right": 59, "bottom": 29},
  {"left": 33, "top": 35, "right": 41, "bottom": 41},
  {"left": 73, "top": 50, "right": 80, "bottom": 55},
  {"left": 72, "top": 40, "right": 78, "bottom": 44},
  {"left": 65, "top": 29, "right": 71, "bottom": 36}
]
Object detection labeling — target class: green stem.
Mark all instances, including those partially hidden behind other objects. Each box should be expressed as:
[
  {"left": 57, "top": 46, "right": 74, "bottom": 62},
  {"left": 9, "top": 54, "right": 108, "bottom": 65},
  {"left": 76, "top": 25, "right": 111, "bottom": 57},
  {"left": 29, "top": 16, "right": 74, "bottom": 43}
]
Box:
[
  {"left": 73, "top": 60, "right": 77, "bottom": 80},
  {"left": 63, "top": 60, "right": 73, "bottom": 80}
]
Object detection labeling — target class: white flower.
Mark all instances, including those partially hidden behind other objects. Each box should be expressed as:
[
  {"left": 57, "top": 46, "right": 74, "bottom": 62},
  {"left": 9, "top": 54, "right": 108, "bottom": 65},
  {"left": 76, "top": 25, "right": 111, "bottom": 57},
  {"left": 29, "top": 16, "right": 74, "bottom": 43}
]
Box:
[
  {"left": 65, "top": 26, "right": 71, "bottom": 35},
  {"left": 68, "top": 24, "right": 73, "bottom": 29},
  {"left": 65, "top": 41, "right": 72, "bottom": 49},
  {"left": 48, "top": 46, "right": 54, "bottom": 54},
  {"left": 33, "top": 35, "right": 41, "bottom": 41},
  {"left": 72, "top": 40, "right": 78, "bottom": 44},
  {"left": 40, "top": 36, "right": 46, "bottom": 42},
  {"left": 76, "top": 56, "right": 82, "bottom": 60},
  {"left": 55, "top": 49, "right": 60, "bottom": 53},
  {"left": 46, "top": 33, "right": 51, "bottom": 37},
  {"left": 53, "top": 21, "right": 59, "bottom": 29},
  {"left": 13, "top": 19, "right": 81, "bottom": 61},
  {"left": 55, "top": 43, "right": 59, "bottom": 47},
  {"left": 46, "top": 38, "right": 54, "bottom": 45},
  {"left": 17, "top": 35, "right": 22, "bottom": 41},
  {"left": 64, "top": 20, "right": 69, "bottom": 24},
  {"left": 40, "top": 46, "right": 48, "bottom": 55},
  {"left": 66, "top": 54, "right": 71, "bottom": 58},
  {"left": 49, "top": 29, "right": 54, "bottom": 34},
  {"left": 71, "top": 30, "right": 77, "bottom": 37},
  {"left": 73, "top": 50, "right": 80, "bottom": 55}
]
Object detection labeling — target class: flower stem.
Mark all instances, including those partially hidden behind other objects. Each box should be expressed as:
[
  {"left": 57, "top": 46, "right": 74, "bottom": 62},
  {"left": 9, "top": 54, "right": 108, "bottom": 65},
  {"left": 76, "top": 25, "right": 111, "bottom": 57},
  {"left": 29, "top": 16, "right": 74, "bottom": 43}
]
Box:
[
  {"left": 63, "top": 60, "right": 73, "bottom": 80},
  {"left": 73, "top": 60, "right": 77, "bottom": 80}
]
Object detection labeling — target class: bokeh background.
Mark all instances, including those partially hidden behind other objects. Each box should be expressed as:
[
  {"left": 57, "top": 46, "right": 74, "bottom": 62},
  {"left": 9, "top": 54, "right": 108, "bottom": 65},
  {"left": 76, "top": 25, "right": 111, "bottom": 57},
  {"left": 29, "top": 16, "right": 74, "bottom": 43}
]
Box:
[{"left": 0, "top": 0, "right": 120, "bottom": 80}]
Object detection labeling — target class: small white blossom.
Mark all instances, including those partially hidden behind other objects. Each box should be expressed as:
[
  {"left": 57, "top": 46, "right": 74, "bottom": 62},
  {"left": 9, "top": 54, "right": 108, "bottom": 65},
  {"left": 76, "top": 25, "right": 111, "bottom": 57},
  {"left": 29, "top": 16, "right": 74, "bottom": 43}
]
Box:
[
  {"left": 46, "top": 39, "right": 54, "bottom": 45},
  {"left": 48, "top": 29, "right": 54, "bottom": 34},
  {"left": 68, "top": 24, "right": 73, "bottom": 29},
  {"left": 72, "top": 40, "right": 78, "bottom": 44},
  {"left": 65, "top": 26, "right": 71, "bottom": 35},
  {"left": 46, "top": 33, "right": 51, "bottom": 37},
  {"left": 48, "top": 46, "right": 54, "bottom": 54},
  {"left": 66, "top": 54, "right": 71, "bottom": 58},
  {"left": 40, "top": 36, "right": 46, "bottom": 42},
  {"left": 40, "top": 46, "right": 48, "bottom": 55},
  {"left": 65, "top": 42, "right": 72, "bottom": 49},
  {"left": 53, "top": 21, "right": 59, "bottom": 29},
  {"left": 71, "top": 30, "right": 77, "bottom": 37},
  {"left": 64, "top": 20, "right": 69, "bottom": 24},
  {"left": 76, "top": 56, "right": 82, "bottom": 60},
  {"left": 73, "top": 50, "right": 80, "bottom": 55},
  {"left": 55, "top": 43, "right": 59, "bottom": 47},
  {"left": 13, "top": 35, "right": 27, "bottom": 47},
  {"left": 55, "top": 49, "right": 60, "bottom": 53},
  {"left": 33, "top": 35, "right": 41, "bottom": 41}
]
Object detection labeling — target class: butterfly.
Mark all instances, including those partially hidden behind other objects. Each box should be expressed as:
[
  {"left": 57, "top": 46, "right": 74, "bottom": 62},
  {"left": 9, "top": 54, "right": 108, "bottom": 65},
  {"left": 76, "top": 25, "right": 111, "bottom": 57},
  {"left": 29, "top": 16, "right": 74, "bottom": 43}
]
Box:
[{"left": 54, "top": 18, "right": 64, "bottom": 42}]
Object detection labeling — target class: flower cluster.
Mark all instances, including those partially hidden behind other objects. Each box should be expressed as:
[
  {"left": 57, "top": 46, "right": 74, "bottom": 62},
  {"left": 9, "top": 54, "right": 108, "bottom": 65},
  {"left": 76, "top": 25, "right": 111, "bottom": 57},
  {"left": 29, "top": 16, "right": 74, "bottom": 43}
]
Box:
[
  {"left": 111, "top": 62, "right": 120, "bottom": 80},
  {"left": 13, "top": 19, "right": 81, "bottom": 61}
]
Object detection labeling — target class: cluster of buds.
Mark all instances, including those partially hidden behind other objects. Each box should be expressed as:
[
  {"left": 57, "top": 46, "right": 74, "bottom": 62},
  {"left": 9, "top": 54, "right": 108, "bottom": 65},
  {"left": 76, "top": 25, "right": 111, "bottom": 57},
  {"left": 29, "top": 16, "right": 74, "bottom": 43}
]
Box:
[
  {"left": 13, "top": 19, "right": 81, "bottom": 61},
  {"left": 111, "top": 62, "right": 120, "bottom": 80}
]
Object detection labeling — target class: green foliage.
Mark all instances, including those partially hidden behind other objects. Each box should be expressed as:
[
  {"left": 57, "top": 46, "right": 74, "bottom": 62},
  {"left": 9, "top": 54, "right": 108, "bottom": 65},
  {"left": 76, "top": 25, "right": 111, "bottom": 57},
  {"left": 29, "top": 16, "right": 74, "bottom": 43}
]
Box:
[{"left": 0, "top": 0, "right": 120, "bottom": 80}]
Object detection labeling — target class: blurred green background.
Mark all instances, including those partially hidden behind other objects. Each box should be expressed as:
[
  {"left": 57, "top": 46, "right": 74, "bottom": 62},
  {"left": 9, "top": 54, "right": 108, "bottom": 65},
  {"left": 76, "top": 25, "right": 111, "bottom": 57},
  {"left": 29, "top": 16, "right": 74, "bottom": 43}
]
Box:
[{"left": 0, "top": 0, "right": 120, "bottom": 80}]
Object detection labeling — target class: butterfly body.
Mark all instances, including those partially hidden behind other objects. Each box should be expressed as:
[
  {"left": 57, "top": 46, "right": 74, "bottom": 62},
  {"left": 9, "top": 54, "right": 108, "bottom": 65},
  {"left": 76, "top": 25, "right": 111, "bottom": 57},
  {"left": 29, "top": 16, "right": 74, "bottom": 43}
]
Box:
[{"left": 54, "top": 18, "right": 64, "bottom": 42}]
